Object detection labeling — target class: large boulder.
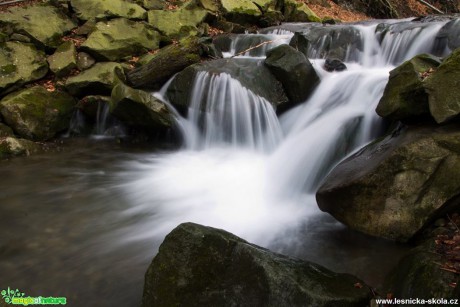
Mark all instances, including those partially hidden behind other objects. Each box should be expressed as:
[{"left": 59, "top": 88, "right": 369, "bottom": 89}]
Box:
[
  {"left": 143, "top": 223, "right": 372, "bottom": 307},
  {"left": 147, "top": 6, "right": 210, "bottom": 38},
  {"left": 283, "top": 0, "right": 321, "bottom": 22},
  {"left": 166, "top": 58, "right": 288, "bottom": 113},
  {"left": 376, "top": 54, "right": 441, "bottom": 122},
  {"left": 290, "top": 25, "right": 363, "bottom": 61},
  {"left": 0, "top": 41, "right": 48, "bottom": 96},
  {"left": 80, "top": 18, "right": 161, "bottom": 61},
  {"left": 0, "top": 123, "right": 14, "bottom": 137},
  {"left": 0, "top": 86, "right": 76, "bottom": 141},
  {"left": 70, "top": 0, "right": 147, "bottom": 21},
  {"left": 47, "top": 41, "right": 78, "bottom": 77},
  {"left": 110, "top": 82, "right": 173, "bottom": 130},
  {"left": 317, "top": 124, "right": 460, "bottom": 242},
  {"left": 0, "top": 3, "right": 76, "bottom": 49},
  {"left": 126, "top": 37, "right": 204, "bottom": 89},
  {"left": 65, "top": 62, "right": 124, "bottom": 97},
  {"left": 264, "top": 44, "right": 319, "bottom": 109},
  {"left": 425, "top": 48, "right": 460, "bottom": 124},
  {"left": 0, "top": 137, "right": 45, "bottom": 159}
]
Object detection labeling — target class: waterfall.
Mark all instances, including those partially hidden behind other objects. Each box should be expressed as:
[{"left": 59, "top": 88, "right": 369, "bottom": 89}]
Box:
[{"left": 121, "top": 19, "right": 454, "bottom": 247}]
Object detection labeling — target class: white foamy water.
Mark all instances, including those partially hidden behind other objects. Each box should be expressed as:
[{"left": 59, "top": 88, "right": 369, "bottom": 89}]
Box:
[{"left": 119, "top": 19, "right": 454, "bottom": 247}]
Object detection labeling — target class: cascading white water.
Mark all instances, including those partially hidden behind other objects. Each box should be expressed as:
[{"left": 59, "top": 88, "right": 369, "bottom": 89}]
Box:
[{"left": 121, "top": 19, "right": 454, "bottom": 247}]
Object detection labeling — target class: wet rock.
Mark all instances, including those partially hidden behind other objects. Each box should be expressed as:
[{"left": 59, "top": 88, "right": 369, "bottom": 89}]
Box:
[
  {"left": 65, "top": 62, "right": 124, "bottom": 97},
  {"left": 0, "top": 41, "right": 48, "bottom": 96},
  {"left": 0, "top": 3, "right": 76, "bottom": 49},
  {"left": 81, "top": 18, "right": 161, "bottom": 61},
  {"left": 76, "top": 95, "right": 112, "bottom": 119},
  {"left": 147, "top": 6, "right": 210, "bottom": 38},
  {"left": 166, "top": 57, "right": 288, "bottom": 113},
  {"left": 324, "top": 58, "right": 347, "bottom": 72},
  {"left": 0, "top": 86, "right": 76, "bottom": 141},
  {"left": 265, "top": 44, "right": 319, "bottom": 108},
  {"left": 47, "top": 41, "right": 78, "bottom": 77},
  {"left": 142, "top": 222, "right": 372, "bottom": 307},
  {"left": 0, "top": 137, "right": 45, "bottom": 159},
  {"left": 376, "top": 54, "right": 441, "bottom": 122},
  {"left": 317, "top": 124, "right": 460, "bottom": 242},
  {"left": 76, "top": 52, "right": 96, "bottom": 71},
  {"left": 110, "top": 81, "right": 173, "bottom": 130},
  {"left": 425, "top": 48, "right": 460, "bottom": 124},
  {"left": 290, "top": 25, "right": 363, "bottom": 61},
  {"left": 70, "top": 0, "right": 147, "bottom": 21},
  {"left": 127, "top": 37, "right": 203, "bottom": 89},
  {"left": 434, "top": 19, "right": 460, "bottom": 53}
]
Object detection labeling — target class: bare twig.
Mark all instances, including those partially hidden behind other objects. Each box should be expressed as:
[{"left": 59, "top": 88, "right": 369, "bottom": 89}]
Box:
[
  {"left": 416, "top": 0, "right": 444, "bottom": 14},
  {"left": 0, "top": 0, "right": 30, "bottom": 6},
  {"left": 231, "top": 38, "right": 282, "bottom": 58},
  {"left": 447, "top": 214, "right": 460, "bottom": 232}
]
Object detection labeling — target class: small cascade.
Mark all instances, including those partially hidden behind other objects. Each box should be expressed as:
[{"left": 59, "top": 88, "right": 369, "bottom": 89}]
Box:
[
  {"left": 224, "top": 33, "right": 293, "bottom": 57},
  {"left": 94, "top": 101, "right": 111, "bottom": 136}
]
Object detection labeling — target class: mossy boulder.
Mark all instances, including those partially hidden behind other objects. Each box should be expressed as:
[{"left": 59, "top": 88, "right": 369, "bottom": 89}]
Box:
[
  {"left": 0, "top": 137, "right": 45, "bottom": 159},
  {"left": 127, "top": 37, "right": 203, "bottom": 89},
  {"left": 166, "top": 58, "right": 288, "bottom": 114},
  {"left": 142, "top": 0, "right": 164, "bottom": 10},
  {"left": 265, "top": 44, "right": 319, "bottom": 109},
  {"left": 147, "top": 6, "right": 210, "bottom": 38},
  {"left": 70, "top": 0, "right": 147, "bottom": 21},
  {"left": 283, "top": 0, "right": 321, "bottom": 22},
  {"left": 65, "top": 62, "right": 124, "bottom": 97},
  {"left": 425, "top": 48, "right": 460, "bottom": 124},
  {"left": 143, "top": 222, "right": 372, "bottom": 307},
  {"left": 110, "top": 82, "right": 173, "bottom": 130},
  {"left": 0, "top": 86, "right": 76, "bottom": 141},
  {"left": 376, "top": 54, "right": 442, "bottom": 122},
  {"left": 47, "top": 41, "right": 78, "bottom": 77},
  {"left": 0, "top": 123, "right": 14, "bottom": 137},
  {"left": 0, "top": 41, "right": 48, "bottom": 97},
  {"left": 81, "top": 18, "right": 161, "bottom": 61},
  {"left": 76, "top": 52, "right": 96, "bottom": 71},
  {"left": 0, "top": 3, "right": 76, "bottom": 48}
]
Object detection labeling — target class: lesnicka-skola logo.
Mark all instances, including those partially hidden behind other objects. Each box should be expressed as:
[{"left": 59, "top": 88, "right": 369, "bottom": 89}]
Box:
[{"left": 1, "top": 287, "right": 66, "bottom": 306}]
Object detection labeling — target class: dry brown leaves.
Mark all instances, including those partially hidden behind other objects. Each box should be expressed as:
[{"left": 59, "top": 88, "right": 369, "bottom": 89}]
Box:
[
  {"left": 304, "top": 0, "right": 370, "bottom": 22},
  {"left": 0, "top": 0, "right": 45, "bottom": 12},
  {"left": 420, "top": 67, "right": 435, "bottom": 80},
  {"left": 208, "top": 26, "right": 224, "bottom": 37},
  {"left": 61, "top": 35, "right": 85, "bottom": 48},
  {"left": 435, "top": 214, "right": 460, "bottom": 276}
]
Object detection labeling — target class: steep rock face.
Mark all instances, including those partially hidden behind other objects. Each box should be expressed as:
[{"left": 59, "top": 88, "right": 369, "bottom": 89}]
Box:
[
  {"left": 70, "top": 0, "right": 147, "bottom": 21},
  {"left": 317, "top": 124, "right": 460, "bottom": 242},
  {"left": 80, "top": 18, "right": 161, "bottom": 61},
  {"left": 0, "top": 3, "right": 76, "bottom": 49},
  {"left": 0, "top": 86, "right": 76, "bottom": 141},
  {"left": 376, "top": 54, "right": 441, "bottom": 122},
  {"left": 166, "top": 58, "right": 288, "bottom": 113},
  {"left": 0, "top": 41, "right": 48, "bottom": 96},
  {"left": 142, "top": 223, "right": 372, "bottom": 307},
  {"left": 425, "top": 48, "right": 460, "bottom": 124},
  {"left": 264, "top": 44, "right": 319, "bottom": 108}
]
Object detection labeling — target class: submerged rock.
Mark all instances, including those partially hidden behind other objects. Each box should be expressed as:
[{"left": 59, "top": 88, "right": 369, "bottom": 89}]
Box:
[
  {"left": 0, "top": 137, "right": 45, "bottom": 159},
  {"left": 425, "top": 48, "right": 460, "bottom": 124},
  {"left": 0, "top": 41, "right": 48, "bottom": 96},
  {"left": 0, "top": 3, "right": 76, "bottom": 48},
  {"left": 376, "top": 54, "right": 441, "bottom": 122},
  {"left": 65, "top": 62, "right": 124, "bottom": 97},
  {"left": 70, "top": 0, "right": 147, "bottom": 21},
  {"left": 0, "top": 86, "right": 76, "bottom": 141},
  {"left": 143, "top": 223, "right": 372, "bottom": 307},
  {"left": 166, "top": 57, "right": 288, "bottom": 113},
  {"left": 265, "top": 44, "right": 319, "bottom": 108},
  {"left": 81, "top": 18, "right": 161, "bottom": 61},
  {"left": 47, "top": 41, "right": 78, "bottom": 77},
  {"left": 317, "top": 124, "right": 460, "bottom": 242}
]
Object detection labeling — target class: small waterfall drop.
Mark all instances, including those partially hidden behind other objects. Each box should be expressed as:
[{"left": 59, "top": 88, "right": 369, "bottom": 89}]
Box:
[{"left": 121, "top": 19, "right": 456, "bottom": 247}]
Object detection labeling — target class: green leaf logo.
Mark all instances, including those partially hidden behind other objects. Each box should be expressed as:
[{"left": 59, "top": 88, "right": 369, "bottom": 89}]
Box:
[{"left": 1, "top": 287, "right": 25, "bottom": 304}]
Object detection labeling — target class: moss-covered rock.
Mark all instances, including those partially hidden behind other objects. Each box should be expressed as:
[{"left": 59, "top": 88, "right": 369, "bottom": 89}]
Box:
[
  {"left": 166, "top": 57, "right": 288, "bottom": 113},
  {"left": 110, "top": 82, "right": 173, "bottom": 130},
  {"left": 0, "top": 86, "right": 76, "bottom": 141},
  {"left": 317, "top": 124, "right": 460, "bottom": 242},
  {"left": 143, "top": 223, "right": 372, "bottom": 307},
  {"left": 76, "top": 52, "right": 96, "bottom": 71},
  {"left": 283, "top": 0, "right": 321, "bottom": 22},
  {"left": 425, "top": 48, "right": 460, "bottom": 124},
  {"left": 70, "top": 0, "right": 147, "bottom": 21},
  {"left": 47, "top": 41, "right": 78, "bottom": 77},
  {"left": 76, "top": 95, "right": 112, "bottom": 119},
  {"left": 265, "top": 44, "right": 319, "bottom": 109},
  {"left": 81, "top": 18, "right": 161, "bottom": 61},
  {"left": 0, "top": 123, "right": 14, "bottom": 137},
  {"left": 0, "top": 41, "right": 48, "bottom": 96},
  {"left": 0, "top": 137, "right": 45, "bottom": 159},
  {"left": 0, "top": 3, "right": 76, "bottom": 48},
  {"left": 65, "top": 62, "right": 124, "bottom": 97},
  {"left": 147, "top": 6, "right": 210, "bottom": 38},
  {"left": 376, "top": 54, "right": 441, "bottom": 122},
  {"left": 127, "top": 37, "right": 203, "bottom": 89},
  {"left": 142, "top": 0, "right": 164, "bottom": 10}
]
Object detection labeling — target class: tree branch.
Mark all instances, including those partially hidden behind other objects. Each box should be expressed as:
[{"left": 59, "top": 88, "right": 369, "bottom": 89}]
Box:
[{"left": 416, "top": 0, "right": 444, "bottom": 14}]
